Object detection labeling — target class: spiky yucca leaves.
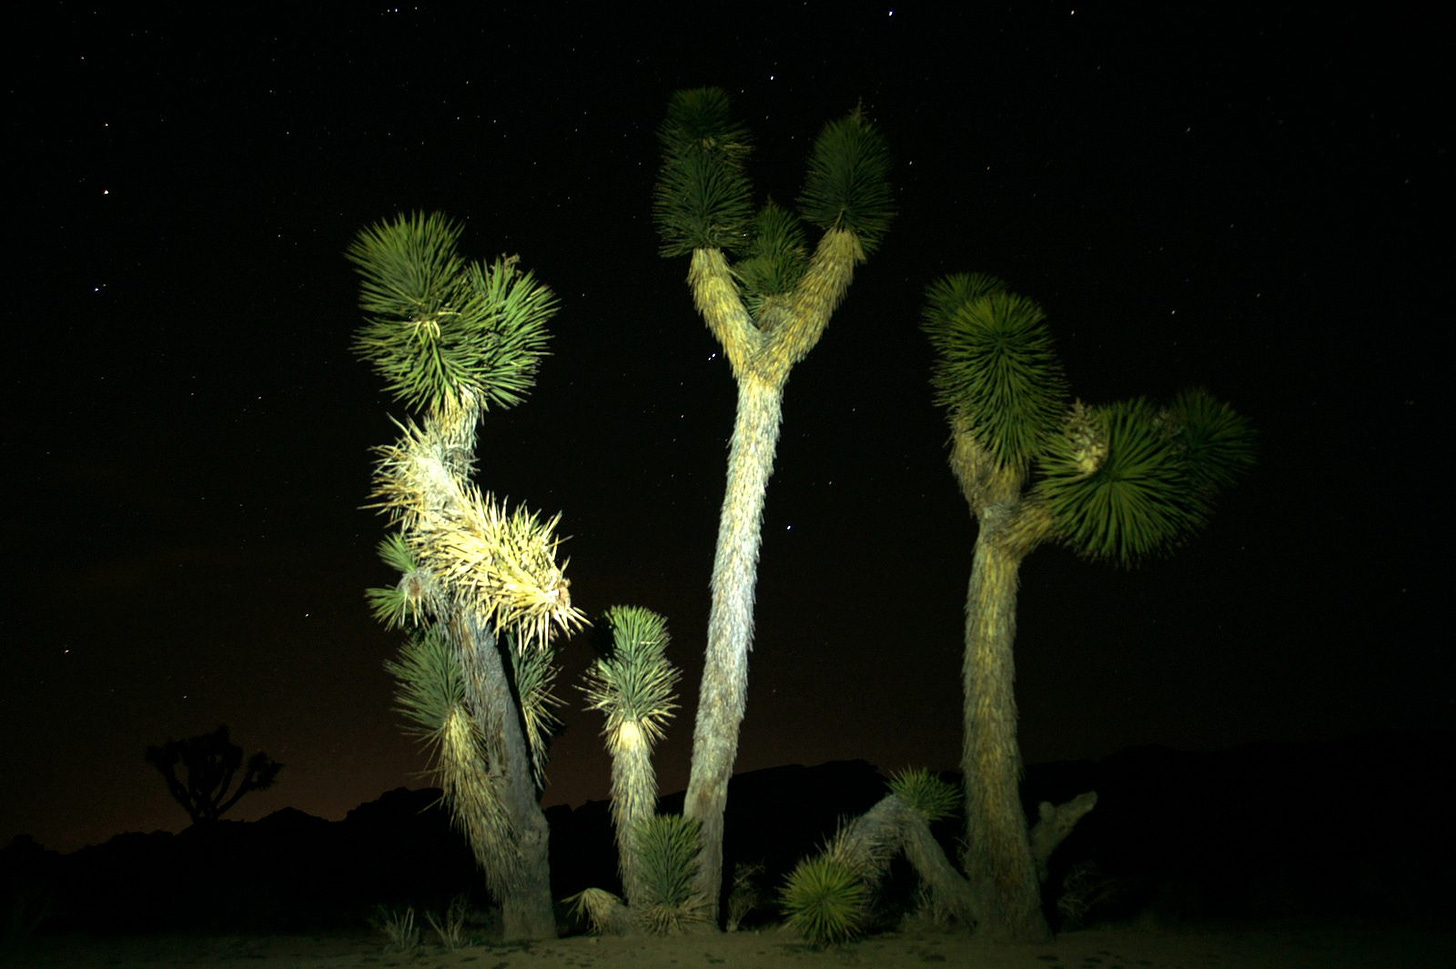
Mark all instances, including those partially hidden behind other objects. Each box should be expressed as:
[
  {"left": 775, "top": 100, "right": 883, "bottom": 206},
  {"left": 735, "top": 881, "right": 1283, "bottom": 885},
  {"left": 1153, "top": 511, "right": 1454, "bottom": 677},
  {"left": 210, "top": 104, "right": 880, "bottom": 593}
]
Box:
[
  {"left": 1034, "top": 394, "right": 1255, "bottom": 567},
  {"left": 653, "top": 88, "right": 754, "bottom": 257},
  {"left": 384, "top": 624, "right": 518, "bottom": 896},
  {"left": 798, "top": 109, "right": 895, "bottom": 255},
  {"left": 887, "top": 769, "right": 961, "bottom": 824},
  {"left": 366, "top": 531, "right": 450, "bottom": 629},
  {"left": 734, "top": 202, "right": 810, "bottom": 319},
  {"left": 347, "top": 212, "right": 557, "bottom": 413},
  {"left": 923, "top": 287, "right": 1068, "bottom": 472},
  {"left": 780, "top": 853, "right": 869, "bottom": 947},
  {"left": 632, "top": 815, "right": 711, "bottom": 934},
  {"left": 370, "top": 414, "right": 585, "bottom": 656},
  {"left": 564, "top": 887, "right": 632, "bottom": 936}
]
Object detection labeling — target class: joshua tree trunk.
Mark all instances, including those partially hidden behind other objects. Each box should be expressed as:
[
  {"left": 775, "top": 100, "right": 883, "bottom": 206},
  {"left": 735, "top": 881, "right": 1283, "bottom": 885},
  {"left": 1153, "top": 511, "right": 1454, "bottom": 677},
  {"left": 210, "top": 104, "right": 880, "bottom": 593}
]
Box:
[
  {"left": 685, "top": 373, "right": 784, "bottom": 910},
  {"left": 459, "top": 617, "right": 558, "bottom": 940},
  {"left": 960, "top": 513, "right": 1051, "bottom": 943},
  {"left": 612, "top": 721, "right": 657, "bottom": 907}
]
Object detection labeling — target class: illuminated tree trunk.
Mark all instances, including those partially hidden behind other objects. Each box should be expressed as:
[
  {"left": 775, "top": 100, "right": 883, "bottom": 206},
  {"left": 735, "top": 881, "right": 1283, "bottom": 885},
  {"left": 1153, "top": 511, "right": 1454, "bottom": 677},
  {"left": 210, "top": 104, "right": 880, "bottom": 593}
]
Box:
[
  {"left": 463, "top": 624, "right": 556, "bottom": 939},
  {"left": 611, "top": 721, "right": 656, "bottom": 907},
  {"left": 960, "top": 519, "right": 1051, "bottom": 942},
  {"left": 685, "top": 373, "right": 784, "bottom": 911}
]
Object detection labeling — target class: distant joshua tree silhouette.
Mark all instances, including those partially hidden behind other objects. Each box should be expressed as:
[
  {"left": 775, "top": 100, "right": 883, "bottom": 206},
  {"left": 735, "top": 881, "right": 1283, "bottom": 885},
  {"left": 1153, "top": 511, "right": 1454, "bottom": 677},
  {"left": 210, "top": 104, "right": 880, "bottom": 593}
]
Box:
[{"left": 144, "top": 725, "right": 283, "bottom": 825}]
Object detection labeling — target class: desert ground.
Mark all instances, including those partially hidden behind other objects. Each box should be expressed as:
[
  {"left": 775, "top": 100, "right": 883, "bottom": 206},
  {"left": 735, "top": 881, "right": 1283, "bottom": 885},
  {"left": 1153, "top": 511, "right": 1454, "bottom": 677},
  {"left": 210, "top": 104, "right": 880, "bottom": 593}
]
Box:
[{"left": 8, "top": 919, "right": 1453, "bottom": 969}]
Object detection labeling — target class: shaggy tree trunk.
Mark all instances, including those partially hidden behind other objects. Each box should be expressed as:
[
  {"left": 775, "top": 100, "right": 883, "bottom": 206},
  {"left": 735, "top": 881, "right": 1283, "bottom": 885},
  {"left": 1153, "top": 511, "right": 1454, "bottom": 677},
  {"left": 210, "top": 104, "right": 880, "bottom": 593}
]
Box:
[
  {"left": 684, "top": 374, "right": 784, "bottom": 917},
  {"left": 840, "top": 794, "right": 978, "bottom": 925},
  {"left": 462, "top": 622, "right": 558, "bottom": 941},
  {"left": 611, "top": 722, "right": 656, "bottom": 907},
  {"left": 961, "top": 520, "right": 1051, "bottom": 943}
]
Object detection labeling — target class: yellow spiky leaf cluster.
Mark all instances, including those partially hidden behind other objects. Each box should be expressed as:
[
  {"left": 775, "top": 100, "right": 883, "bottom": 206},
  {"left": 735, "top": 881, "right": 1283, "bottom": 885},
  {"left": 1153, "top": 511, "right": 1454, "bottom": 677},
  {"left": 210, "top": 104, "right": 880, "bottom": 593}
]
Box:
[{"left": 370, "top": 410, "right": 586, "bottom": 655}]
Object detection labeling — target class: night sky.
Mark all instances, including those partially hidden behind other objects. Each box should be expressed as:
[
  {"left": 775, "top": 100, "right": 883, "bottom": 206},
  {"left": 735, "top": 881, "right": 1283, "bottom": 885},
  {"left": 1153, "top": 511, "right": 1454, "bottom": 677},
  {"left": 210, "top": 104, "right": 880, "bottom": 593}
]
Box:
[{"left": 5, "top": 4, "right": 1444, "bottom": 854}]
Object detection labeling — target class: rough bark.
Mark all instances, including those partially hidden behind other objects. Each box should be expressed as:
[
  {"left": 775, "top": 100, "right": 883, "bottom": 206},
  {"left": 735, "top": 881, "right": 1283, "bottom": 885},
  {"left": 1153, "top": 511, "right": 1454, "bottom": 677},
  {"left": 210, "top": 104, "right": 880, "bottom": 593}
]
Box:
[
  {"left": 461, "top": 620, "right": 558, "bottom": 941},
  {"left": 840, "top": 794, "right": 978, "bottom": 926},
  {"left": 1030, "top": 791, "right": 1098, "bottom": 883},
  {"left": 960, "top": 519, "right": 1051, "bottom": 943},
  {"left": 684, "top": 374, "right": 784, "bottom": 916},
  {"left": 611, "top": 723, "right": 656, "bottom": 907}
]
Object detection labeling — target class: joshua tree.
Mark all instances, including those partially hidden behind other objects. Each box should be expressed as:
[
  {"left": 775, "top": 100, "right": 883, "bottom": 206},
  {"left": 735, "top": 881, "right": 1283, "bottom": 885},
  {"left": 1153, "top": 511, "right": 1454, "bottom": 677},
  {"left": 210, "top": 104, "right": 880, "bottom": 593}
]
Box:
[
  {"left": 145, "top": 725, "right": 282, "bottom": 825},
  {"left": 348, "top": 212, "right": 585, "bottom": 940},
  {"left": 568, "top": 607, "right": 712, "bottom": 937},
  {"left": 921, "top": 274, "right": 1255, "bottom": 941},
  {"left": 652, "top": 87, "right": 894, "bottom": 919},
  {"left": 581, "top": 606, "right": 682, "bottom": 908}
]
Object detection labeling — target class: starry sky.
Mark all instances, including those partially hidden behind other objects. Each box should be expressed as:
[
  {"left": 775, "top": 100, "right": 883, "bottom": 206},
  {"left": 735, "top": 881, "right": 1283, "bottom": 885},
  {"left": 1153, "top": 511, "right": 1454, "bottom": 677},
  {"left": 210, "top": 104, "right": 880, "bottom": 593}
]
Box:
[{"left": 4, "top": 4, "right": 1445, "bottom": 853}]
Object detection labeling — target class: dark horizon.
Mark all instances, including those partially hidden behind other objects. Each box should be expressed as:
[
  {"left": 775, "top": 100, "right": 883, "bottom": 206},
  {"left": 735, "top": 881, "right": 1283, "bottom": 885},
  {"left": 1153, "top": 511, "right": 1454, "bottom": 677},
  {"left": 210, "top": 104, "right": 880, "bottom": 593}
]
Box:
[{"left": 4, "top": 5, "right": 1445, "bottom": 855}]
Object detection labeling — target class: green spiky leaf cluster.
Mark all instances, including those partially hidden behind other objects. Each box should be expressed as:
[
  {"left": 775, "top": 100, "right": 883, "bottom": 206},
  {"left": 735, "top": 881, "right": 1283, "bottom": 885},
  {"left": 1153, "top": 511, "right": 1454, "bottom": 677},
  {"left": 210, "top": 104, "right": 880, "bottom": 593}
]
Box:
[
  {"left": 365, "top": 531, "right": 449, "bottom": 629},
  {"left": 347, "top": 211, "right": 558, "bottom": 413},
  {"left": 798, "top": 110, "right": 895, "bottom": 254},
  {"left": 1036, "top": 397, "right": 1231, "bottom": 567},
  {"left": 734, "top": 202, "right": 809, "bottom": 318},
  {"left": 632, "top": 815, "right": 710, "bottom": 934},
  {"left": 1164, "top": 387, "right": 1258, "bottom": 494},
  {"left": 653, "top": 88, "right": 754, "bottom": 257},
  {"left": 887, "top": 768, "right": 960, "bottom": 823},
  {"left": 779, "top": 854, "right": 868, "bottom": 946},
  {"left": 923, "top": 278, "right": 1069, "bottom": 470},
  {"left": 383, "top": 623, "right": 465, "bottom": 743},
  {"left": 582, "top": 607, "right": 680, "bottom": 746}
]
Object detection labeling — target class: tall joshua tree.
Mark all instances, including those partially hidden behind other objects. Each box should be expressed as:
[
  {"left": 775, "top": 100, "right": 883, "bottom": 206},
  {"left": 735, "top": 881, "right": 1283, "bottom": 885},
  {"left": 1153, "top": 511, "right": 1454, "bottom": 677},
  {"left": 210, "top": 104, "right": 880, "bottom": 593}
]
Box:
[
  {"left": 922, "top": 274, "right": 1256, "bottom": 941},
  {"left": 653, "top": 87, "right": 894, "bottom": 918},
  {"left": 348, "top": 212, "right": 585, "bottom": 940},
  {"left": 145, "top": 725, "right": 282, "bottom": 825}
]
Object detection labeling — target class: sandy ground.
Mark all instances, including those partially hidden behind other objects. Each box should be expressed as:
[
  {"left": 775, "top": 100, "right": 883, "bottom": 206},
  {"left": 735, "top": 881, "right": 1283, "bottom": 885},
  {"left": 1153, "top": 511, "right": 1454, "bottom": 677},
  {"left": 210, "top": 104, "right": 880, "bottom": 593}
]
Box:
[{"left": 6, "top": 920, "right": 1454, "bottom": 969}]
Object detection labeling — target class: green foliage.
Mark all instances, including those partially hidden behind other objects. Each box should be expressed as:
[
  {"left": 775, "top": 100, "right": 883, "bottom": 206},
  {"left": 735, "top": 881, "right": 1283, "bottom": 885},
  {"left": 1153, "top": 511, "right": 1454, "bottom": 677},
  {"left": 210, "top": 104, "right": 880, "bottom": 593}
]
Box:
[
  {"left": 1036, "top": 398, "right": 1213, "bottom": 566},
  {"left": 653, "top": 88, "right": 754, "bottom": 257},
  {"left": 779, "top": 854, "right": 868, "bottom": 946},
  {"left": 923, "top": 286, "right": 1068, "bottom": 469},
  {"left": 383, "top": 623, "right": 464, "bottom": 743},
  {"left": 582, "top": 607, "right": 680, "bottom": 745},
  {"left": 364, "top": 531, "right": 444, "bottom": 630},
  {"left": 887, "top": 768, "right": 960, "bottom": 823},
  {"left": 798, "top": 110, "right": 895, "bottom": 254},
  {"left": 347, "top": 211, "right": 557, "bottom": 413},
  {"left": 632, "top": 815, "right": 710, "bottom": 934},
  {"left": 922, "top": 272, "right": 1009, "bottom": 328},
  {"left": 735, "top": 202, "right": 810, "bottom": 317},
  {"left": 1165, "top": 387, "right": 1258, "bottom": 494}
]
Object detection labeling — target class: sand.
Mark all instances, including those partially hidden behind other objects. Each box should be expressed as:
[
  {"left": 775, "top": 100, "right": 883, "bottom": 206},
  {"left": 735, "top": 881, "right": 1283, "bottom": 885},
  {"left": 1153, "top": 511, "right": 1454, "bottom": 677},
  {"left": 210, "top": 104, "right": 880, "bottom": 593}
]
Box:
[{"left": 7, "top": 920, "right": 1453, "bottom": 969}]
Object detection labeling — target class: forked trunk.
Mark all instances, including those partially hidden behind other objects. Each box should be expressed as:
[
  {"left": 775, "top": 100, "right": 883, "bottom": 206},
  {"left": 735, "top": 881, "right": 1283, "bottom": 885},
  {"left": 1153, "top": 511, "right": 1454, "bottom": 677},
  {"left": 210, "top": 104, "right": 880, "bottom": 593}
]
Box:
[
  {"left": 684, "top": 374, "right": 784, "bottom": 919},
  {"left": 961, "top": 525, "right": 1051, "bottom": 943}
]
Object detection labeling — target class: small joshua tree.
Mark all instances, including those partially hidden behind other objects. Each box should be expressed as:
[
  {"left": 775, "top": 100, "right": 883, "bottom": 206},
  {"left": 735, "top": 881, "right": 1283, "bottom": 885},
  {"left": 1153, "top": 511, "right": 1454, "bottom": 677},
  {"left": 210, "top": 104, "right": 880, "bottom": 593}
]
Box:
[
  {"left": 580, "top": 607, "right": 681, "bottom": 907},
  {"left": 145, "top": 725, "right": 282, "bottom": 825},
  {"left": 348, "top": 211, "right": 585, "bottom": 940},
  {"left": 568, "top": 607, "right": 709, "bottom": 936},
  {"left": 922, "top": 274, "right": 1255, "bottom": 941}
]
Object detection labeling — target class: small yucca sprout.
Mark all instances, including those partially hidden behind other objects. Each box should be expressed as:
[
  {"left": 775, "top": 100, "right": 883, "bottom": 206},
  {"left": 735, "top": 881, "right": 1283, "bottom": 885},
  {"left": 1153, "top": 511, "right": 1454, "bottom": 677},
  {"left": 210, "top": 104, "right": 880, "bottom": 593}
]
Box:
[
  {"left": 633, "top": 815, "right": 710, "bottom": 935},
  {"left": 888, "top": 768, "right": 961, "bottom": 823},
  {"left": 779, "top": 854, "right": 868, "bottom": 947}
]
